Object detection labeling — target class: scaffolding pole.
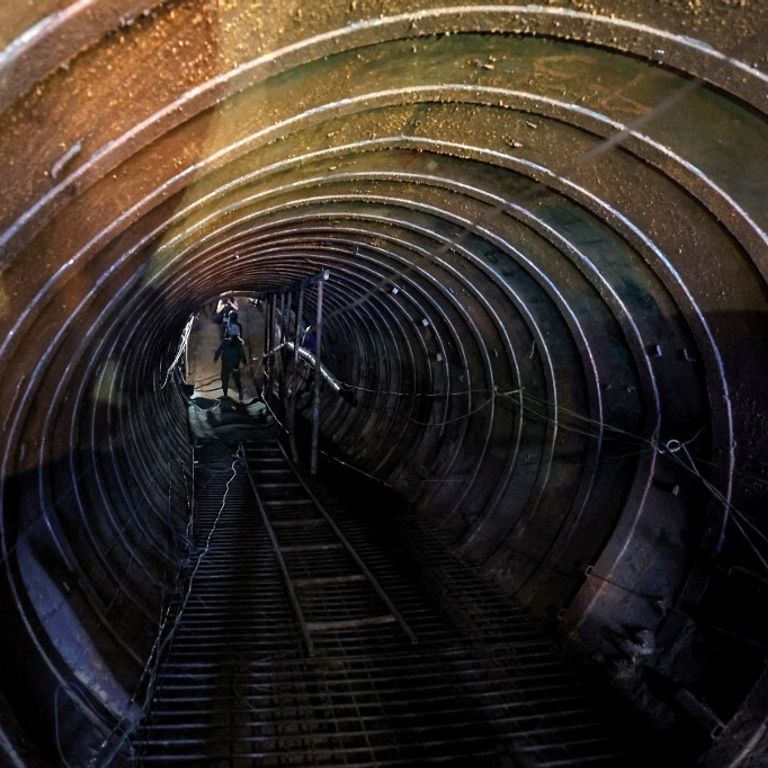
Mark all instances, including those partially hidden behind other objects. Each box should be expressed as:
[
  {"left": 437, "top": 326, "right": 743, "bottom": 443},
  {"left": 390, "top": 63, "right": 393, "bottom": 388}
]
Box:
[
  {"left": 288, "top": 287, "right": 304, "bottom": 462},
  {"left": 310, "top": 280, "right": 324, "bottom": 475}
]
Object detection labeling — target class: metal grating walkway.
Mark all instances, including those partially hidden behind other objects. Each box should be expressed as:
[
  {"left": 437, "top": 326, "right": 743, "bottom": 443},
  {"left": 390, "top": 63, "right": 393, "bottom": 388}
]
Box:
[{"left": 133, "top": 432, "right": 625, "bottom": 766}]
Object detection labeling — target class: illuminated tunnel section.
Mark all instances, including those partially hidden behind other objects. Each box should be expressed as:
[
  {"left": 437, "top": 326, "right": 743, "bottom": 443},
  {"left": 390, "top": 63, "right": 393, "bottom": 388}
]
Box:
[{"left": 0, "top": 2, "right": 767, "bottom": 766}]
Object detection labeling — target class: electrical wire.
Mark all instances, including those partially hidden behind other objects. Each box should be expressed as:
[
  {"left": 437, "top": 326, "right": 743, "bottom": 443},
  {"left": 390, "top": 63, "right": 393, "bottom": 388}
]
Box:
[
  {"left": 407, "top": 393, "right": 494, "bottom": 426},
  {"left": 94, "top": 453, "right": 240, "bottom": 767},
  {"left": 334, "top": 380, "right": 497, "bottom": 398},
  {"left": 666, "top": 445, "right": 768, "bottom": 573},
  {"left": 282, "top": 363, "right": 765, "bottom": 573}
]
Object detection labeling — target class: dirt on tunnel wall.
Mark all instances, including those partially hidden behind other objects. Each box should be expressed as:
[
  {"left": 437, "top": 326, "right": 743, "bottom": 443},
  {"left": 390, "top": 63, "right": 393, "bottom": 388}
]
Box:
[{"left": 0, "top": 2, "right": 767, "bottom": 766}]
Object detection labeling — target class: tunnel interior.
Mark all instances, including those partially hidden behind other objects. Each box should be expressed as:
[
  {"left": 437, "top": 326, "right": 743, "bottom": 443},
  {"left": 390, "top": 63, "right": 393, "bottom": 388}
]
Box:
[{"left": 1, "top": 1, "right": 767, "bottom": 766}]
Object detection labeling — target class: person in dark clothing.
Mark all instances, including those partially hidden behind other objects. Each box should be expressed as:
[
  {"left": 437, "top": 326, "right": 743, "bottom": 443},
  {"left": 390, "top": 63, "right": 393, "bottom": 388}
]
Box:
[
  {"left": 224, "top": 310, "right": 243, "bottom": 338},
  {"left": 214, "top": 335, "right": 247, "bottom": 399},
  {"left": 216, "top": 298, "right": 235, "bottom": 324},
  {"left": 215, "top": 296, "right": 238, "bottom": 338}
]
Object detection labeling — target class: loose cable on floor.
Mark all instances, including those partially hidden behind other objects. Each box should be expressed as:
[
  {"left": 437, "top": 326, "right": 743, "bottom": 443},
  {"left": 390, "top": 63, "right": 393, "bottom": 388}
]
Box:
[{"left": 94, "top": 453, "right": 240, "bottom": 767}]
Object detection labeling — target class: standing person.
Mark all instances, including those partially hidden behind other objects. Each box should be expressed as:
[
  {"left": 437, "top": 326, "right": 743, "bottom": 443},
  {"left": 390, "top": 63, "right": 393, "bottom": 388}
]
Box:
[
  {"left": 214, "top": 334, "right": 247, "bottom": 399},
  {"left": 215, "top": 295, "right": 238, "bottom": 337},
  {"left": 224, "top": 310, "right": 243, "bottom": 338}
]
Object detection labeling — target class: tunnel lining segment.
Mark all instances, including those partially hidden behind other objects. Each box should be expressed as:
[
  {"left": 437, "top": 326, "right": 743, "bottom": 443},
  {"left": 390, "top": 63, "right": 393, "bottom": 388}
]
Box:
[{"left": 1, "top": 3, "right": 767, "bottom": 765}]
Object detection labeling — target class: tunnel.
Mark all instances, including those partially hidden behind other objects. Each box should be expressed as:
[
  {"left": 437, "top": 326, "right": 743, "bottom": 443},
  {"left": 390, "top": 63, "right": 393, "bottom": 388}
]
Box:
[{"left": 1, "top": 1, "right": 767, "bottom": 766}]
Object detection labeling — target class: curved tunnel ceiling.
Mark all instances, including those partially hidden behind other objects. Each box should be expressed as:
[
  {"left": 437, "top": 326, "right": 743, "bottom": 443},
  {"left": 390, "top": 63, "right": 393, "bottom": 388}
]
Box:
[{"left": 1, "top": 2, "right": 767, "bottom": 766}]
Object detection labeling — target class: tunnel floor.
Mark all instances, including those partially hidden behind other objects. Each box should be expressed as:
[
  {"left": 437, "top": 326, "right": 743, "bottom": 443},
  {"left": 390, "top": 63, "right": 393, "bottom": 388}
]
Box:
[{"left": 132, "top": 427, "right": 627, "bottom": 767}]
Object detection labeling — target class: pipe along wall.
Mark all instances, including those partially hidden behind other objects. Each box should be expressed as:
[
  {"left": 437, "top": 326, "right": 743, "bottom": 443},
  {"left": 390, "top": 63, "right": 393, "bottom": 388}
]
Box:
[{"left": 0, "top": 2, "right": 767, "bottom": 765}]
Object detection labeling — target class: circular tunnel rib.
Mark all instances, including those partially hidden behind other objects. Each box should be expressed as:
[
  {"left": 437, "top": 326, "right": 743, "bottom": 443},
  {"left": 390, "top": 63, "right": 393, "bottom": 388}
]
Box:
[{"left": 0, "top": 2, "right": 767, "bottom": 766}]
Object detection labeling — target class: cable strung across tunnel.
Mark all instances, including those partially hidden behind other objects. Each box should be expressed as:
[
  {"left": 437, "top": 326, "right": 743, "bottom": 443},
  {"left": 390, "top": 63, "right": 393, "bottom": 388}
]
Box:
[{"left": 0, "top": 2, "right": 767, "bottom": 766}]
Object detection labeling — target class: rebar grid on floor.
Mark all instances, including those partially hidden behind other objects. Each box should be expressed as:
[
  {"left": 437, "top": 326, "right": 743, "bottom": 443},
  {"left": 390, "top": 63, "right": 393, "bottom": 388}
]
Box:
[{"left": 133, "top": 431, "right": 625, "bottom": 767}]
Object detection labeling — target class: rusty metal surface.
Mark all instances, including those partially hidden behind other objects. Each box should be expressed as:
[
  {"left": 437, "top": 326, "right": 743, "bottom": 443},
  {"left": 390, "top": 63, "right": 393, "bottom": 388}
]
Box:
[{"left": 0, "top": 1, "right": 767, "bottom": 766}]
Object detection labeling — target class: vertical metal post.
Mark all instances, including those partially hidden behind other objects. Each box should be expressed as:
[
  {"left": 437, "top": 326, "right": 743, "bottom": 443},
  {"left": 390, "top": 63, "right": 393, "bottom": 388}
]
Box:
[
  {"left": 265, "top": 295, "right": 275, "bottom": 397},
  {"left": 276, "top": 293, "right": 286, "bottom": 407},
  {"left": 282, "top": 292, "right": 292, "bottom": 415},
  {"left": 288, "top": 287, "right": 304, "bottom": 462},
  {"left": 264, "top": 296, "right": 271, "bottom": 352},
  {"left": 262, "top": 295, "right": 271, "bottom": 395},
  {"left": 310, "top": 280, "right": 324, "bottom": 475}
]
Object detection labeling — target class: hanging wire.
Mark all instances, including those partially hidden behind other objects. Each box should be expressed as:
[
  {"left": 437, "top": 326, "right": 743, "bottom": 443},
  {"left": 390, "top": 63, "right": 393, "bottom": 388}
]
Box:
[
  {"left": 408, "top": 389, "right": 519, "bottom": 427},
  {"left": 664, "top": 444, "right": 768, "bottom": 573},
  {"left": 504, "top": 390, "right": 766, "bottom": 572},
  {"left": 332, "top": 377, "right": 497, "bottom": 398},
  {"left": 301, "top": 367, "right": 766, "bottom": 572},
  {"left": 94, "top": 452, "right": 240, "bottom": 767}
]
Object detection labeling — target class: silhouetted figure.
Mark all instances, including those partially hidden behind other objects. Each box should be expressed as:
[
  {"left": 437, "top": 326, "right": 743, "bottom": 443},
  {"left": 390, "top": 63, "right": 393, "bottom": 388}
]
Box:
[
  {"left": 224, "top": 310, "right": 243, "bottom": 338},
  {"left": 214, "top": 335, "right": 247, "bottom": 399},
  {"left": 215, "top": 296, "right": 238, "bottom": 338}
]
